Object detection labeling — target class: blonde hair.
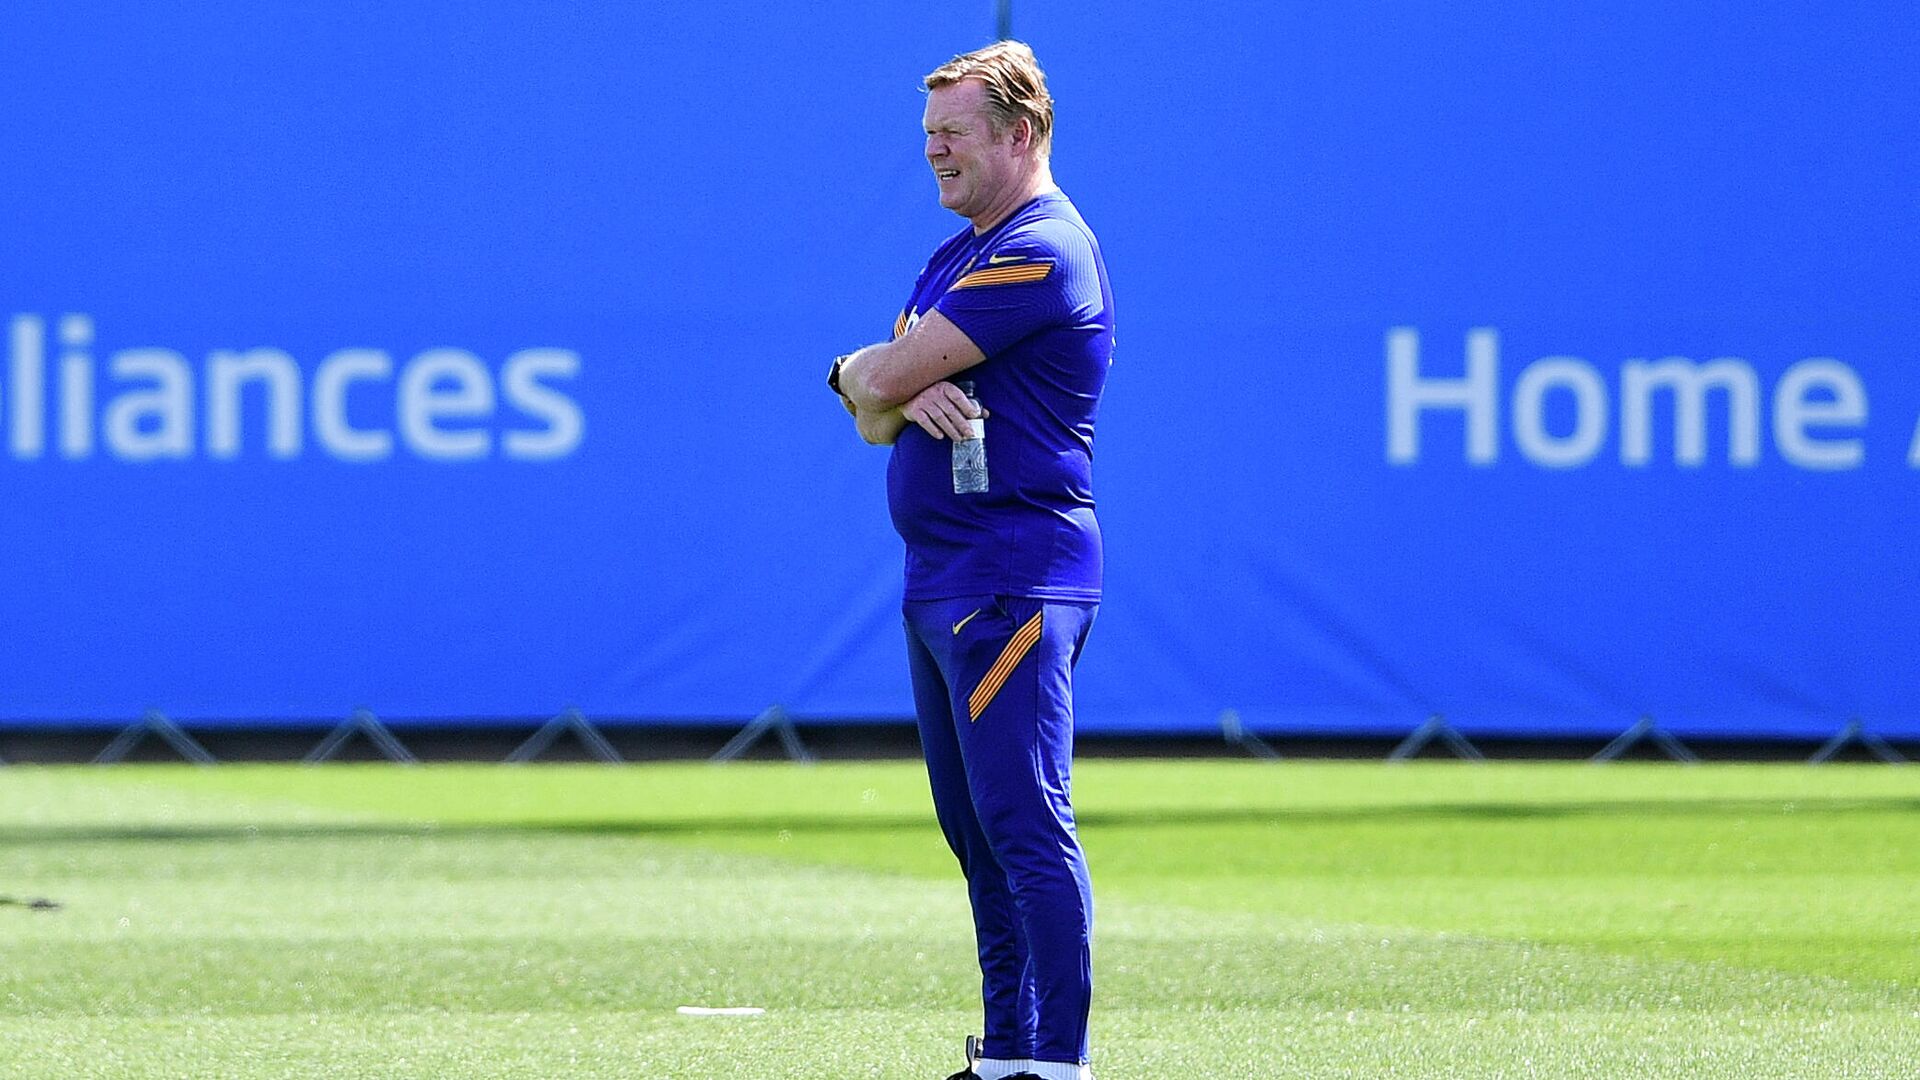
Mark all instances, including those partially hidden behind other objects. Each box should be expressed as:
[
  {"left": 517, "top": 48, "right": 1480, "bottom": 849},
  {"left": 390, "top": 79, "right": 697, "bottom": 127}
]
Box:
[{"left": 924, "top": 40, "right": 1054, "bottom": 157}]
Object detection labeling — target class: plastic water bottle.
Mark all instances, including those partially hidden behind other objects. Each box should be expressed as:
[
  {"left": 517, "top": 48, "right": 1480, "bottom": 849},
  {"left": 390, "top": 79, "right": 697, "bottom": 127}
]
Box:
[{"left": 951, "top": 380, "right": 988, "bottom": 494}]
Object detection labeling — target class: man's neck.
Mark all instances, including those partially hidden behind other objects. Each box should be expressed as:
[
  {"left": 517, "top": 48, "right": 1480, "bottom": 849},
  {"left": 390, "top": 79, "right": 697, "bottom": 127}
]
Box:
[{"left": 970, "top": 163, "right": 1057, "bottom": 235}]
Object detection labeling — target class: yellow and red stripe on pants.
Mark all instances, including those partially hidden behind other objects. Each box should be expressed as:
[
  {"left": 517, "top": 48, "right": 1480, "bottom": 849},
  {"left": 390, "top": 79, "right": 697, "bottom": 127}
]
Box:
[{"left": 969, "top": 609, "right": 1045, "bottom": 721}]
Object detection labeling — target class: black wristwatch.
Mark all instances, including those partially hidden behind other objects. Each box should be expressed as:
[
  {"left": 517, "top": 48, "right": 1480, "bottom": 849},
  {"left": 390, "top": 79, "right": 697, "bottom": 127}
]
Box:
[{"left": 828, "top": 354, "right": 850, "bottom": 395}]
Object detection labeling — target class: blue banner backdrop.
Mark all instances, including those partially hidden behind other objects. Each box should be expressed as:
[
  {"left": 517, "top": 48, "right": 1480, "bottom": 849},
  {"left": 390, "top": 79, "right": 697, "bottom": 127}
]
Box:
[{"left": 3, "top": 3, "right": 1915, "bottom": 737}]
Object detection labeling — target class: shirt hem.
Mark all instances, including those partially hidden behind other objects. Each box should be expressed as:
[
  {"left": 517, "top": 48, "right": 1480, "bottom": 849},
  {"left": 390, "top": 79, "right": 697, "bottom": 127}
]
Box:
[{"left": 904, "top": 585, "right": 1101, "bottom": 603}]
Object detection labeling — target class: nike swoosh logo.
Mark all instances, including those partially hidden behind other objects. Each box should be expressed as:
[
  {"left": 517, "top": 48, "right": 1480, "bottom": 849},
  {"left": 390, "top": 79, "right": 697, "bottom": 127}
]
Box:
[
  {"left": 952, "top": 609, "right": 982, "bottom": 635},
  {"left": 986, "top": 254, "right": 1024, "bottom": 265}
]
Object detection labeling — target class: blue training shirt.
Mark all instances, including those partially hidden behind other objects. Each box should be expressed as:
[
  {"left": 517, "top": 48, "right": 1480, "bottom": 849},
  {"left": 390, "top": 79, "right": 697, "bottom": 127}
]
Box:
[{"left": 887, "top": 191, "right": 1114, "bottom": 602}]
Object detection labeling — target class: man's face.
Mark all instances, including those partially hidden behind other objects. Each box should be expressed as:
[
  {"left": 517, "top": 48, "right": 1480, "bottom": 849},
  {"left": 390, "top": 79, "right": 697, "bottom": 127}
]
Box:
[{"left": 924, "top": 80, "right": 1019, "bottom": 220}]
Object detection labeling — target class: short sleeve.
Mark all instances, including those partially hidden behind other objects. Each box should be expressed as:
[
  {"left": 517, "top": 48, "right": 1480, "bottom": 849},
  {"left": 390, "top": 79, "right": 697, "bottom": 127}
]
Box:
[{"left": 934, "top": 227, "right": 1088, "bottom": 358}]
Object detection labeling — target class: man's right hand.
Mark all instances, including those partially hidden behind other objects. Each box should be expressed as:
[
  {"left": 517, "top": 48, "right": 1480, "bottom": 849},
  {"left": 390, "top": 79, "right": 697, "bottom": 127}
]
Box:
[{"left": 902, "top": 381, "right": 988, "bottom": 441}]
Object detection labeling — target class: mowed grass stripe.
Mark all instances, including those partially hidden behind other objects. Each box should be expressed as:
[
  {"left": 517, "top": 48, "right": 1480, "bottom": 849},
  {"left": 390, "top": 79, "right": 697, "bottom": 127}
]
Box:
[
  {"left": 2, "top": 877, "right": 1896, "bottom": 1017},
  {"left": 92, "top": 760, "right": 1920, "bottom": 825},
  {"left": 5, "top": 1007, "right": 1914, "bottom": 1080}
]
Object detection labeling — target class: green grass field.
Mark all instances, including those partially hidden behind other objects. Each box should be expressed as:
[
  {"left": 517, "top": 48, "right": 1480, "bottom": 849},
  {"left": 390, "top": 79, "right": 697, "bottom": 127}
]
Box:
[{"left": 1, "top": 761, "right": 1916, "bottom": 1078}]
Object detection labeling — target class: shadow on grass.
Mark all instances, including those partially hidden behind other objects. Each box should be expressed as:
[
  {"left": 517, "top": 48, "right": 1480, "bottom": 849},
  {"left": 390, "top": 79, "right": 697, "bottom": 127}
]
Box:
[{"left": 1, "top": 796, "right": 1917, "bottom": 846}]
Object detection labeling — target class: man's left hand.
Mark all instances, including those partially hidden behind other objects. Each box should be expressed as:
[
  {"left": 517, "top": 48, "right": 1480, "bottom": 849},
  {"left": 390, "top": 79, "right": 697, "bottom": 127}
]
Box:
[{"left": 902, "top": 381, "right": 986, "bottom": 441}]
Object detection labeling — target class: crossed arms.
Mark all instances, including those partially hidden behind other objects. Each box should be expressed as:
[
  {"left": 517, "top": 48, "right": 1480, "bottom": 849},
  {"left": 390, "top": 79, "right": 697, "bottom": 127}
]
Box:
[{"left": 834, "top": 308, "right": 989, "bottom": 446}]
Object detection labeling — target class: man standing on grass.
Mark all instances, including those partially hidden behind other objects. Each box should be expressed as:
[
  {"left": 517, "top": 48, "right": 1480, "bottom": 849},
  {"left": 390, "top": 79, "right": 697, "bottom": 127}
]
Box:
[{"left": 828, "top": 41, "right": 1112, "bottom": 1080}]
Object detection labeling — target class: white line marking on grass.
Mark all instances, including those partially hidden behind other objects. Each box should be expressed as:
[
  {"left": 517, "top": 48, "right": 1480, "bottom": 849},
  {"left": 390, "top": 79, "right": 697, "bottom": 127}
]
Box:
[{"left": 676, "top": 1006, "right": 766, "bottom": 1016}]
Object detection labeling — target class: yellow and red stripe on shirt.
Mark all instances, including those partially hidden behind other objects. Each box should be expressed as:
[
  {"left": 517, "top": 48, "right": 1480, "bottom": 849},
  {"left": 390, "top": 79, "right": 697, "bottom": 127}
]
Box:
[{"left": 951, "top": 261, "right": 1054, "bottom": 290}]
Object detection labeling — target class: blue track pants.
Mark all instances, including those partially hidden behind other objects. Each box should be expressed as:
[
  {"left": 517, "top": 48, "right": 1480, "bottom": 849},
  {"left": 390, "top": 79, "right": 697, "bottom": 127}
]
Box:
[{"left": 905, "top": 594, "right": 1098, "bottom": 1067}]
